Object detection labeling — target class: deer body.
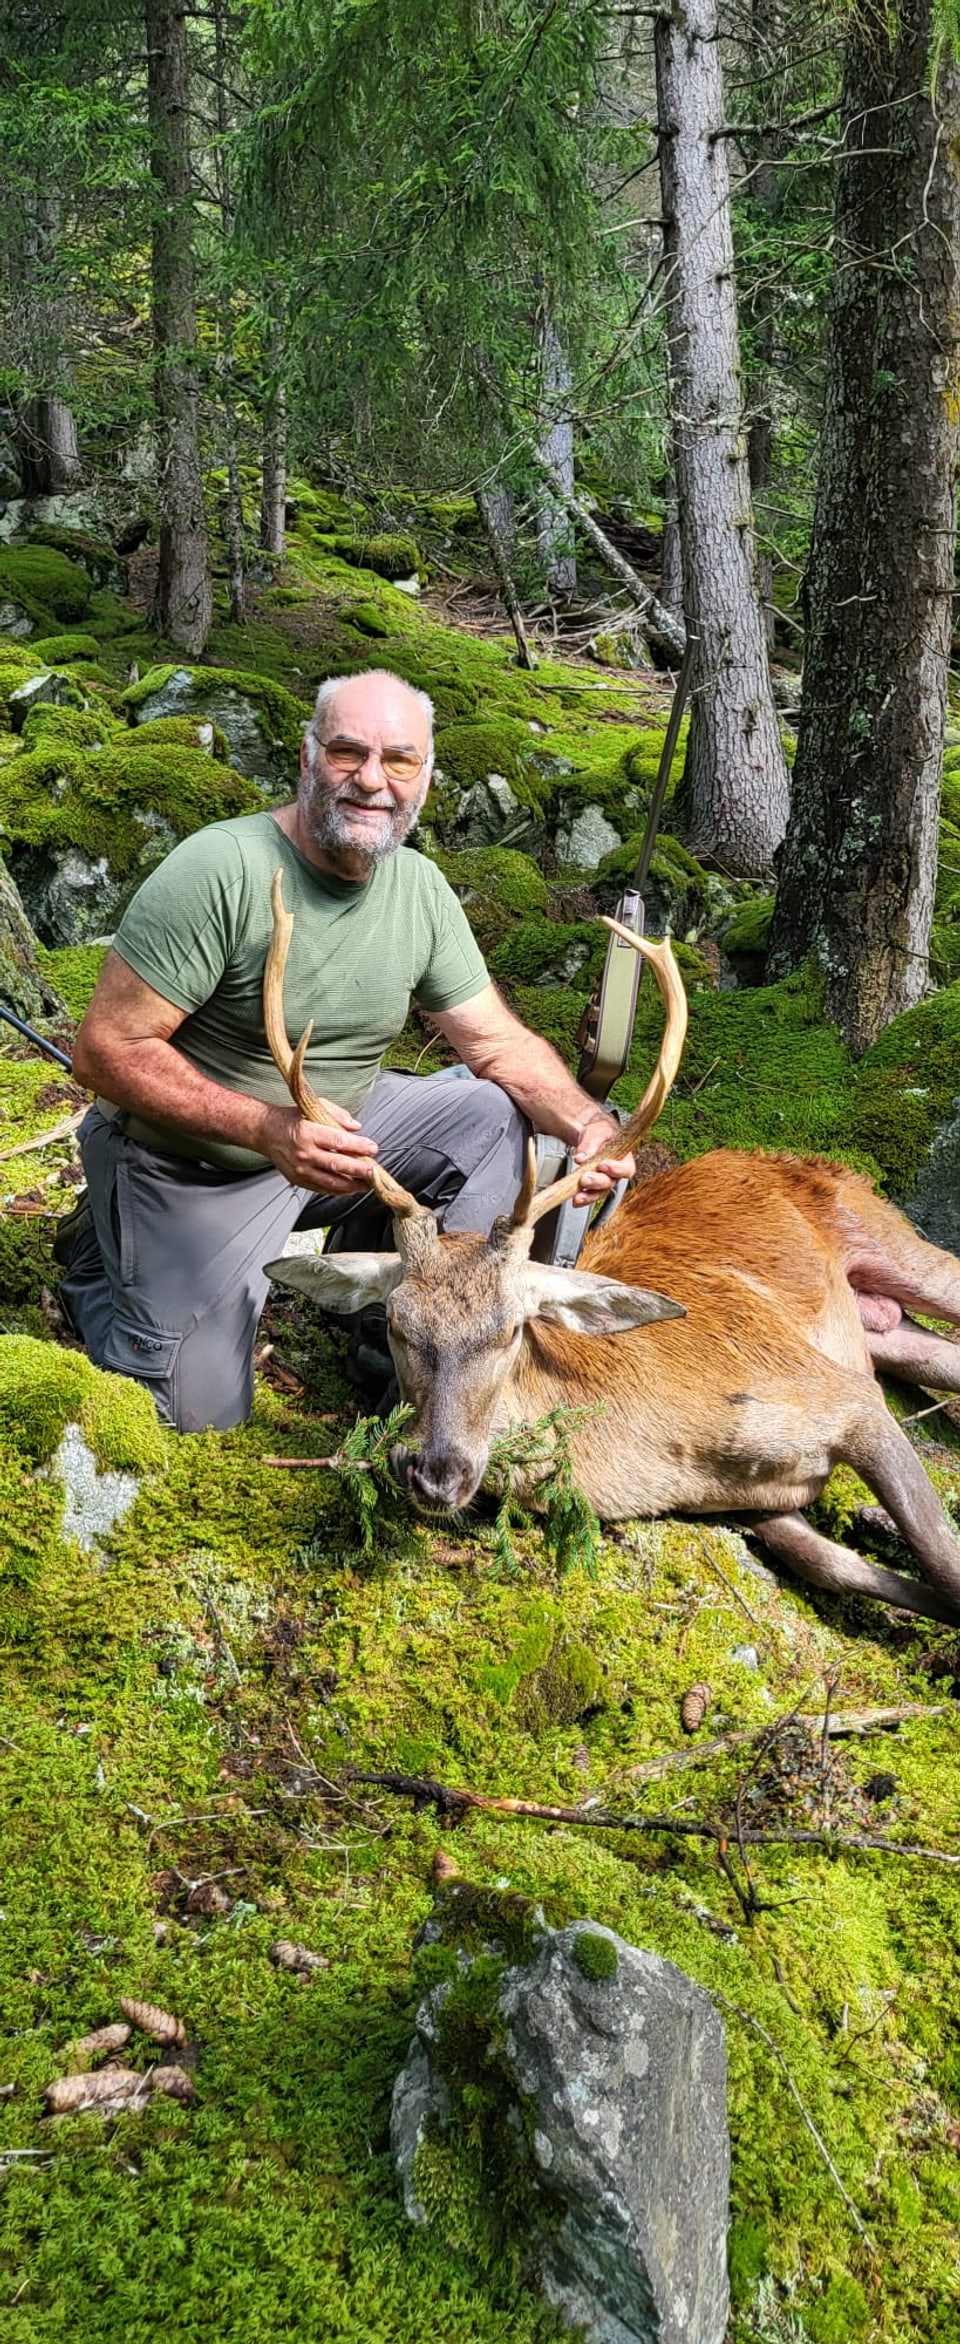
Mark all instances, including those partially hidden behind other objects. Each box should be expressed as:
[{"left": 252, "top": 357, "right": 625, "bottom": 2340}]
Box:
[{"left": 263, "top": 878, "right": 960, "bottom": 1626}]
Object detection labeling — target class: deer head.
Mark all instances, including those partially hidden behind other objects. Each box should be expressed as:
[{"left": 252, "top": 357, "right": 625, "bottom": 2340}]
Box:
[{"left": 263, "top": 875, "right": 686, "bottom": 1508}]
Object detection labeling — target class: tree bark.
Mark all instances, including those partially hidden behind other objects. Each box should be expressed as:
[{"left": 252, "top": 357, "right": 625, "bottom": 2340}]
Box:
[
  {"left": 0, "top": 859, "right": 68, "bottom": 1027},
  {"left": 767, "top": 0, "right": 960, "bottom": 1052},
  {"left": 212, "top": 0, "right": 245, "bottom": 625},
  {"left": 475, "top": 487, "right": 538, "bottom": 668},
  {"left": 654, "top": 0, "right": 789, "bottom": 875},
  {"left": 534, "top": 308, "right": 577, "bottom": 595},
  {"left": 17, "top": 394, "right": 81, "bottom": 494},
  {"left": 146, "top": 0, "right": 212, "bottom": 656},
  {"left": 259, "top": 369, "right": 287, "bottom": 558}
]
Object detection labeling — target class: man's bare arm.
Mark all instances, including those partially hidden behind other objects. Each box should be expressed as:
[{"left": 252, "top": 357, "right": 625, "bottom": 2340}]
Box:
[
  {"left": 430, "top": 984, "right": 634, "bottom": 1202},
  {"left": 72, "top": 950, "right": 380, "bottom": 1194}
]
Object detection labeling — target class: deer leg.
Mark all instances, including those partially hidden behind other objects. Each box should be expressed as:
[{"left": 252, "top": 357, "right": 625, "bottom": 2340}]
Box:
[
  {"left": 866, "top": 1314, "right": 960, "bottom": 1392},
  {"left": 748, "top": 1511, "right": 960, "bottom": 1626},
  {"left": 844, "top": 1406, "right": 960, "bottom": 1608}
]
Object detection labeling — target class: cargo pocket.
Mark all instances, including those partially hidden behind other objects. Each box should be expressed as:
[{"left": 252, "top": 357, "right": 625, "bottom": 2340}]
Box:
[{"left": 102, "top": 1317, "right": 181, "bottom": 1427}]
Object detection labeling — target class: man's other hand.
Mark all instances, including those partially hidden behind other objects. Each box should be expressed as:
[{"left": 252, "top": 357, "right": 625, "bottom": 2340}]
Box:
[{"left": 572, "top": 1110, "right": 635, "bottom": 1207}]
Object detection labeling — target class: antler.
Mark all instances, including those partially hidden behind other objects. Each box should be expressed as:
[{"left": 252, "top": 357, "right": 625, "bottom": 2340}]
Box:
[
  {"left": 512, "top": 919, "right": 689, "bottom": 1230},
  {"left": 264, "top": 869, "right": 429, "bottom": 1224}
]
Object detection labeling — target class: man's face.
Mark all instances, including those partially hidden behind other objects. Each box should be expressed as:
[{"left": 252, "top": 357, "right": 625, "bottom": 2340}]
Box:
[{"left": 299, "top": 679, "right": 431, "bottom": 872}]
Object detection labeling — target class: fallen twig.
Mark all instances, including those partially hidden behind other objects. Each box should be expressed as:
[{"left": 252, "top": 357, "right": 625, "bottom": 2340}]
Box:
[
  {"left": 710, "top": 1990, "right": 875, "bottom": 2251},
  {"left": 610, "top": 1703, "right": 946, "bottom": 1788},
  {"left": 0, "top": 1111, "right": 84, "bottom": 1162},
  {"left": 263, "top": 1453, "right": 373, "bottom": 1471},
  {"left": 353, "top": 1768, "right": 960, "bottom": 1865}
]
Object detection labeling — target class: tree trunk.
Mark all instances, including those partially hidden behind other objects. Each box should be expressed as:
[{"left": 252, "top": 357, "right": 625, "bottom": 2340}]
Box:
[
  {"left": 659, "top": 470, "right": 683, "bottom": 618},
  {"left": 212, "top": 0, "right": 245, "bottom": 625},
  {"left": 259, "top": 371, "right": 287, "bottom": 558},
  {"left": 18, "top": 394, "right": 81, "bottom": 494},
  {"left": 767, "top": 0, "right": 960, "bottom": 1053},
  {"left": 654, "top": 0, "right": 789, "bottom": 875},
  {"left": 475, "top": 487, "right": 538, "bottom": 668},
  {"left": 0, "top": 859, "right": 68, "bottom": 1027},
  {"left": 145, "top": 0, "right": 212, "bottom": 656},
  {"left": 534, "top": 308, "right": 577, "bottom": 595}
]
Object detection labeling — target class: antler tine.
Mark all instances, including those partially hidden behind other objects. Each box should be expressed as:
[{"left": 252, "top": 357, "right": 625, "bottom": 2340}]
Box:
[
  {"left": 265, "top": 869, "right": 427, "bottom": 1222},
  {"left": 515, "top": 921, "right": 689, "bottom": 1230}
]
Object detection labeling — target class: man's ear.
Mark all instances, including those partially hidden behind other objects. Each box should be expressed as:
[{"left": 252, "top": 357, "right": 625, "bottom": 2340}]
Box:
[
  {"left": 265, "top": 1247, "right": 405, "bottom": 1314},
  {"left": 521, "top": 1262, "right": 685, "bottom": 1335}
]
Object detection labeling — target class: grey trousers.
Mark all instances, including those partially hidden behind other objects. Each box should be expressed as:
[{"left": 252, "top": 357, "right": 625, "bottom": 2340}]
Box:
[{"left": 62, "top": 1071, "right": 529, "bottom": 1433}]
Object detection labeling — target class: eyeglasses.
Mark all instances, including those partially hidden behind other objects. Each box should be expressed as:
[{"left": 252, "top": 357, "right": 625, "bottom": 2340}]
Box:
[{"left": 317, "top": 734, "right": 426, "bottom": 784}]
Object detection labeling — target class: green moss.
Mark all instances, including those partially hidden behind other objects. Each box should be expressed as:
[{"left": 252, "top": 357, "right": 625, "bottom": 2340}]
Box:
[
  {"left": 125, "top": 713, "right": 232, "bottom": 761},
  {"left": 851, "top": 981, "right": 960, "bottom": 1193},
  {"left": 29, "top": 634, "right": 103, "bottom": 665},
  {"left": 20, "top": 703, "right": 119, "bottom": 753},
  {"left": 340, "top": 600, "right": 395, "bottom": 640},
  {"left": 0, "top": 546, "right": 93, "bottom": 625},
  {"left": 37, "top": 941, "right": 107, "bottom": 1018},
  {"left": 0, "top": 1334, "right": 167, "bottom": 1471},
  {"left": 329, "top": 531, "right": 423, "bottom": 581},
  {"left": 489, "top": 916, "right": 600, "bottom": 988},
  {"left": 434, "top": 720, "right": 547, "bottom": 808},
  {"left": 0, "top": 739, "right": 260, "bottom": 878},
  {"left": 722, "top": 894, "right": 775, "bottom": 958},
  {"left": 26, "top": 525, "right": 125, "bottom": 591},
  {"left": 435, "top": 847, "right": 549, "bottom": 918},
  {"left": 571, "top": 1929, "right": 618, "bottom": 1982}
]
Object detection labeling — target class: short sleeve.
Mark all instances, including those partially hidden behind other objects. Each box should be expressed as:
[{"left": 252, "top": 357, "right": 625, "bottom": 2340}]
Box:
[
  {"left": 112, "top": 828, "right": 246, "bottom": 1013},
  {"left": 413, "top": 863, "right": 491, "bottom": 1013}
]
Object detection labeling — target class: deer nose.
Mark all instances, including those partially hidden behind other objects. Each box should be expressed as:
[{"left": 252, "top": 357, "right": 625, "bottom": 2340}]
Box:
[{"left": 406, "top": 1446, "right": 478, "bottom": 1511}]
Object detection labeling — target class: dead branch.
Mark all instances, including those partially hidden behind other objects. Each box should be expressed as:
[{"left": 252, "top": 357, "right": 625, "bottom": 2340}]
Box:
[
  {"left": 611, "top": 1703, "right": 946, "bottom": 1787},
  {"left": 0, "top": 1111, "right": 84, "bottom": 1163},
  {"left": 353, "top": 1768, "right": 960, "bottom": 1866}
]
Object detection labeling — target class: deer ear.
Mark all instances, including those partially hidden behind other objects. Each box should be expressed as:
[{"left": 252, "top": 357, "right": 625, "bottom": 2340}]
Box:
[
  {"left": 522, "top": 1264, "right": 685, "bottom": 1335},
  {"left": 265, "top": 1246, "right": 405, "bottom": 1313}
]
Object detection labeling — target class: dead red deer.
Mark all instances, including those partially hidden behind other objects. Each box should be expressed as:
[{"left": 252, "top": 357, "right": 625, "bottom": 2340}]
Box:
[{"left": 264, "top": 875, "right": 960, "bottom": 1626}]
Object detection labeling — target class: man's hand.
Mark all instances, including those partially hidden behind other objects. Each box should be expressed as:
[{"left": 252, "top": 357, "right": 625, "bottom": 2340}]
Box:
[
  {"left": 572, "top": 1109, "right": 635, "bottom": 1207},
  {"left": 258, "top": 1101, "right": 380, "bottom": 1195}
]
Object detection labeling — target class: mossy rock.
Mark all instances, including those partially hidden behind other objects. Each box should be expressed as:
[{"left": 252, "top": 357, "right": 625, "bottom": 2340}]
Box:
[
  {"left": 595, "top": 828, "right": 737, "bottom": 937},
  {"left": 29, "top": 633, "right": 103, "bottom": 666},
  {"left": 0, "top": 1333, "right": 166, "bottom": 1472},
  {"left": 123, "top": 663, "right": 307, "bottom": 780},
  {"left": 489, "top": 915, "right": 602, "bottom": 989},
  {"left": 329, "top": 531, "right": 423, "bottom": 582},
  {"left": 19, "top": 703, "right": 119, "bottom": 753},
  {"left": 126, "top": 713, "right": 231, "bottom": 762},
  {"left": 851, "top": 982, "right": 960, "bottom": 1197},
  {"left": 0, "top": 545, "right": 93, "bottom": 625},
  {"left": 434, "top": 847, "right": 549, "bottom": 917},
  {"left": 339, "top": 600, "right": 394, "bottom": 640},
  {"left": 1, "top": 739, "right": 260, "bottom": 944},
  {"left": 27, "top": 525, "right": 127, "bottom": 594},
  {"left": 435, "top": 719, "right": 546, "bottom": 809}
]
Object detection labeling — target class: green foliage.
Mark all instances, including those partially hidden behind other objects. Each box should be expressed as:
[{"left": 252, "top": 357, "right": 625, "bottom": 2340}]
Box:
[{"left": 37, "top": 943, "right": 106, "bottom": 1019}]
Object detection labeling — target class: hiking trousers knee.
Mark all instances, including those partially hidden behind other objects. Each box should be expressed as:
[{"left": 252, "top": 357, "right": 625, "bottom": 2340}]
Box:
[{"left": 60, "top": 1070, "right": 530, "bottom": 1433}]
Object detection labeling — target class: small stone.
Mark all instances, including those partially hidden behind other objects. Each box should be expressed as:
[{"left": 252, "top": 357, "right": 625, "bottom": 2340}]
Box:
[{"left": 730, "top": 1644, "right": 759, "bottom": 1671}]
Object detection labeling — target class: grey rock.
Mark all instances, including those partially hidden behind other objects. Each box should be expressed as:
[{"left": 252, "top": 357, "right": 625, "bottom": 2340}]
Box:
[
  {"left": 730, "top": 1643, "right": 760, "bottom": 1671},
  {"left": 8, "top": 671, "right": 82, "bottom": 731},
  {"left": 392, "top": 1921, "right": 729, "bottom": 2344},
  {"left": 0, "top": 597, "right": 34, "bottom": 636},
  {"left": 130, "top": 666, "right": 289, "bottom": 789},
  {"left": 52, "top": 1423, "right": 140, "bottom": 1552},
  {"left": 906, "top": 1096, "right": 960, "bottom": 1255},
  {"left": 449, "top": 772, "right": 522, "bottom": 848},
  {"left": 555, "top": 805, "right": 622, "bottom": 870},
  {"left": 13, "top": 845, "right": 124, "bottom": 948},
  {"left": 391, "top": 2033, "right": 451, "bottom": 2225}
]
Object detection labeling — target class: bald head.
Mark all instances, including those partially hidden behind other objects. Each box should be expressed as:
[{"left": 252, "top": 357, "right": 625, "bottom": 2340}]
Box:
[{"left": 297, "top": 668, "right": 434, "bottom": 879}]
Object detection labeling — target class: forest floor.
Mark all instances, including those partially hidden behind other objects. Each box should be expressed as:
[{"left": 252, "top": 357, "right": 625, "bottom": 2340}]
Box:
[{"left": 0, "top": 499, "right": 958, "bottom": 2344}]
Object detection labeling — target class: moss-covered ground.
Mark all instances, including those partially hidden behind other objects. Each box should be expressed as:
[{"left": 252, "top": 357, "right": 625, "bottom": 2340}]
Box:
[{"left": 0, "top": 499, "right": 958, "bottom": 2341}]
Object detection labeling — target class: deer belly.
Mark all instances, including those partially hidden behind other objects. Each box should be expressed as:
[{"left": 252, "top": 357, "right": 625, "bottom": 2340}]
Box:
[{"left": 571, "top": 1392, "right": 837, "bottom": 1521}]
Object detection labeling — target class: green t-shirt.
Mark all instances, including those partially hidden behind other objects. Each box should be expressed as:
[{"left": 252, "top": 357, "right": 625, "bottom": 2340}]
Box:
[{"left": 110, "top": 811, "right": 490, "bottom": 1170}]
